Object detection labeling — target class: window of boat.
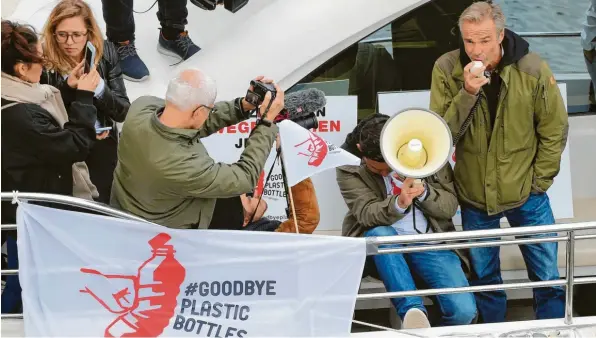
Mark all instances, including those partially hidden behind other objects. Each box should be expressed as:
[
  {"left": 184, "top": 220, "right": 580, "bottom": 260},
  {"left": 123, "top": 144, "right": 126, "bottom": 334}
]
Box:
[
  {"left": 290, "top": 0, "right": 476, "bottom": 119},
  {"left": 291, "top": 0, "right": 586, "bottom": 118}
]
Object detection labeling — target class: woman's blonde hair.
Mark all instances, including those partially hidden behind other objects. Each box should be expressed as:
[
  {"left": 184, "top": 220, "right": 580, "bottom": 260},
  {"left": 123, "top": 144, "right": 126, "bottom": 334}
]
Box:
[{"left": 42, "top": 0, "right": 104, "bottom": 75}]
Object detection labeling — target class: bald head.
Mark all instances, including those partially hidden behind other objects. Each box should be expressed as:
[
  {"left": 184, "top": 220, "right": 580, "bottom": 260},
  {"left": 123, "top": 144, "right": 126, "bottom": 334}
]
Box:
[{"left": 165, "top": 68, "right": 217, "bottom": 112}]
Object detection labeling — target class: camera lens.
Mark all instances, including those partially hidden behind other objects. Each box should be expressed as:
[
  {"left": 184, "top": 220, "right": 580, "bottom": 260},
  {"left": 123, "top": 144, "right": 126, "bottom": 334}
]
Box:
[{"left": 292, "top": 113, "right": 318, "bottom": 130}]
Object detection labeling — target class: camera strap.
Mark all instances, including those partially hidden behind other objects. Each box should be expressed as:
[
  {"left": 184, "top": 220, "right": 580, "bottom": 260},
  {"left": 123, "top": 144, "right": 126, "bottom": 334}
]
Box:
[{"left": 246, "top": 149, "right": 282, "bottom": 225}]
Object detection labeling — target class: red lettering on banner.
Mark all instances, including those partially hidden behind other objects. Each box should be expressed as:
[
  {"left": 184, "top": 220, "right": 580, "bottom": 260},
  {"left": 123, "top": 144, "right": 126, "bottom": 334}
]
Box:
[
  {"left": 238, "top": 122, "right": 250, "bottom": 133},
  {"left": 312, "top": 120, "right": 341, "bottom": 133},
  {"left": 329, "top": 120, "right": 340, "bottom": 132},
  {"left": 318, "top": 121, "right": 329, "bottom": 133},
  {"left": 217, "top": 121, "right": 258, "bottom": 134}
]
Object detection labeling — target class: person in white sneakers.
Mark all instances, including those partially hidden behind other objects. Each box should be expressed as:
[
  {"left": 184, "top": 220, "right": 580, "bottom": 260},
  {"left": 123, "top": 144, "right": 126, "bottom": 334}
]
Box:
[{"left": 337, "top": 114, "right": 476, "bottom": 328}]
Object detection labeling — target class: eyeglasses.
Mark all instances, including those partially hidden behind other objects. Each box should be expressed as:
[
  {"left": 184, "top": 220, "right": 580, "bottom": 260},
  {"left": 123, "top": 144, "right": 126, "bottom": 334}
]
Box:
[
  {"left": 54, "top": 31, "right": 88, "bottom": 43},
  {"left": 192, "top": 105, "right": 215, "bottom": 115}
]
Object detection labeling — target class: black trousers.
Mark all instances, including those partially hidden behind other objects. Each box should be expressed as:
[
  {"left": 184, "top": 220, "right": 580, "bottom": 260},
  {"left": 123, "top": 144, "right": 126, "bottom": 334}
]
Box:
[
  {"left": 101, "top": 0, "right": 189, "bottom": 42},
  {"left": 208, "top": 196, "right": 281, "bottom": 232},
  {"left": 86, "top": 136, "right": 118, "bottom": 205}
]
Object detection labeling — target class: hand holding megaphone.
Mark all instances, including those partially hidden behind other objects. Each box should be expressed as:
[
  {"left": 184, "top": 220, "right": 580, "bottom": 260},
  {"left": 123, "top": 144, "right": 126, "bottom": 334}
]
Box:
[
  {"left": 464, "top": 61, "right": 490, "bottom": 95},
  {"left": 393, "top": 174, "right": 426, "bottom": 209}
]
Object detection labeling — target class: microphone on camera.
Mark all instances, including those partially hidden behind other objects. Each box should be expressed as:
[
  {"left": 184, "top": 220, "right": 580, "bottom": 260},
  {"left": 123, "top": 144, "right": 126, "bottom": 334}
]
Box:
[{"left": 281, "top": 88, "right": 327, "bottom": 120}]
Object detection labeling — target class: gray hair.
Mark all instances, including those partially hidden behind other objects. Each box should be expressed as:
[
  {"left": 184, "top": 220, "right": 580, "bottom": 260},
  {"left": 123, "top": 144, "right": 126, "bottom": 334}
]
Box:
[
  {"left": 165, "top": 68, "right": 217, "bottom": 111},
  {"left": 459, "top": 2, "right": 506, "bottom": 34}
]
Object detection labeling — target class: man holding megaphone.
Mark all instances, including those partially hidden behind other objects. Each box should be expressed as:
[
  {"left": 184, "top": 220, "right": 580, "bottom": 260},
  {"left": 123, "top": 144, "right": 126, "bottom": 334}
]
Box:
[
  {"left": 429, "top": 2, "right": 568, "bottom": 323},
  {"left": 337, "top": 115, "right": 476, "bottom": 329}
]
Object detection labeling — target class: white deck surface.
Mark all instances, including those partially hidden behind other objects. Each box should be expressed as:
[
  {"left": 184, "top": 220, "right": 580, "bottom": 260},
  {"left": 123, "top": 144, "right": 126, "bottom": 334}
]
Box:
[
  {"left": 3, "top": 316, "right": 596, "bottom": 337},
  {"left": 350, "top": 317, "right": 596, "bottom": 338}
]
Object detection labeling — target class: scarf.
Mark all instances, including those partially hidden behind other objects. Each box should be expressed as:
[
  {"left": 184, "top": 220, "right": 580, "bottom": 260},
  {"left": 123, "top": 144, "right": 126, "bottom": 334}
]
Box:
[{"left": 1, "top": 72, "right": 99, "bottom": 200}]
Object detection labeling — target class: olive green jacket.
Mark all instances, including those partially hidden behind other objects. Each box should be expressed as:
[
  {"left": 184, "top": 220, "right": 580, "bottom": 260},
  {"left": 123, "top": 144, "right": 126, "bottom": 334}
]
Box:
[
  {"left": 430, "top": 48, "right": 568, "bottom": 215},
  {"left": 337, "top": 163, "right": 471, "bottom": 275},
  {"left": 111, "top": 96, "right": 278, "bottom": 228}
]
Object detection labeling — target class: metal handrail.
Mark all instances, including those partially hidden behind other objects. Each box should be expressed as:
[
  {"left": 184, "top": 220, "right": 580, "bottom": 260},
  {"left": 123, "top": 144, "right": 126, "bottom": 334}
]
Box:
[
  {"left": 1, "top": 192, "right": 596, "bottom": 326},
  {"left": 362, "top": 31, "right": 580, "bottom": 45},
  {"left": 517, "top": 32, "right": 581, "bottom": 38},
  {"left": 0, "top": 192, "right": 153, "bottom": 224}
]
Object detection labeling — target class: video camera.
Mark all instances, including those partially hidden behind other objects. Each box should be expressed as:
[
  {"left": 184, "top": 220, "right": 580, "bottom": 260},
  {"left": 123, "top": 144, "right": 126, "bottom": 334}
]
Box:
[
  {"left": 190, "top": 0, "right": 248, "bottom": 13},
  {"left": 245, "top": 80, "right": 322, "bottom": 131}
]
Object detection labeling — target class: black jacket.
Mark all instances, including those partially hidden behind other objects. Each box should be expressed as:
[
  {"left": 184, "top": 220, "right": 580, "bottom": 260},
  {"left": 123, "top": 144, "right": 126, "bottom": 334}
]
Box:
[
  {"left": 42, "top": 40, "right": 130, "bottom": 139},
  {"left": 1, "top": 90, "right": 97, "bottom": 228},
  {"left": 41, "top": 40, "right": 130, "bottom": 203}
]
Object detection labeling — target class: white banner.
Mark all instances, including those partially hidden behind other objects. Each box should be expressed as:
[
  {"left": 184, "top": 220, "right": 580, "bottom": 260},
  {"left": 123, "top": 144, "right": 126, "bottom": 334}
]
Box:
[
  {"left": 278, "top": 120, "right": 360, "bottom": 187},
  {"left": 378, "top": 84, "right": 574, "bottom": 223},
  {"left": 201, "top": 96, "right": 358, "bottom": 230},
  {"left": 17, "top": 203, "right": 366, "bottom": 337}
]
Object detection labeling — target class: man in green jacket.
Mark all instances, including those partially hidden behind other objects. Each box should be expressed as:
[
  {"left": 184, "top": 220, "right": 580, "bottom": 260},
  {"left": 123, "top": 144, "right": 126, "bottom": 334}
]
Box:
[
  {"left": 429, "top": 2, "right": 568, "bottom": 323},
  {"left": 337, "top": 115, "right": 476, "bottom": 329},
  {"left": 111, "top": 68, "right": 284, "bottom": 229}
]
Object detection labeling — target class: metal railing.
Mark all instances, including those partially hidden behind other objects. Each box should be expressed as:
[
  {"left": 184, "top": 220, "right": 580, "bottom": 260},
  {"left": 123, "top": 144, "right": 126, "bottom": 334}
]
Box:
[
  {"left": 1, "top": 192, "right": 596, "bottom": 327},
  {"left": 362, "top": 31, "right": 581, "bottom": 45},
  {"left": 360, "top": 222, "right": 596, "bottom": 326}
]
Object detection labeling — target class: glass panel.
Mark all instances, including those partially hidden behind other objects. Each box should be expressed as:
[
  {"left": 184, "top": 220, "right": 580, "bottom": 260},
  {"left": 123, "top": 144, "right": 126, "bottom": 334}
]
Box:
[
  {"left": 292, "top": 0, "right": 591, "bottom": 118},
  {"left": 495, "top": 0, "right": 584, "bottom": 74},
  {"left": 293, "top": 0, "right": 476, "bottom": 119}
]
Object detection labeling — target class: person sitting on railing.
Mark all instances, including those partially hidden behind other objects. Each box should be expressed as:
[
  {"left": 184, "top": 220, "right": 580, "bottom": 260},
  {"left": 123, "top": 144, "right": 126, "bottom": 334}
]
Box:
[
  {"left": 429, "top": 2, "right": 567, "bottom": 323},
  {"left": 208, "top": 178, "right": 319, "bottom": 234},
  {"left": 336, "top": 114, "right": 476, "bottom": 329},
  {"left": 1, "top": 20, "right": 98, "bottom": 314},
  {"left": 207, "top": 134, "right": 321, "bottom": 234}
]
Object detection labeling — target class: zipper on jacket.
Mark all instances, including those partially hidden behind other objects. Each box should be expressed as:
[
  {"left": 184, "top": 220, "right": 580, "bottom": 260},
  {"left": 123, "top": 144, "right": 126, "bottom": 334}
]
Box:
[
  {"left": 442, "top": 79, "right": 448, "bottom": 111},
  {"left": 542, "top": 84, "right": 549, "bottom": 116}
]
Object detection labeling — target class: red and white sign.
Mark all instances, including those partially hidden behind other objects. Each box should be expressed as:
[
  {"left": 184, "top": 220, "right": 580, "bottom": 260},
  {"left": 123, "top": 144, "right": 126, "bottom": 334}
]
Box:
[
  {"left": 17, "top": 203, "right": 366, "bottom": 337},
  {"left": 278, "top": 120, "right": 360, "bottom": 187},
  {"left": 200, "top": 96, "right": 358, "bottom": 230}
]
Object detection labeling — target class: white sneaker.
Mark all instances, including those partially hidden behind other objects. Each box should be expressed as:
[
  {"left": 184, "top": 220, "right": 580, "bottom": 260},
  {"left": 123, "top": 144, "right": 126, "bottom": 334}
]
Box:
[{"left": 402, "top": 308, "right": 431, "bottom": 329}]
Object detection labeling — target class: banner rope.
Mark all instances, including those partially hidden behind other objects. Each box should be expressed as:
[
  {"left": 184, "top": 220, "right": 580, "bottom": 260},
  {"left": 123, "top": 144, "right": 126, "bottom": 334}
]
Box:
[{"left": 11, "top": 191, "right": 21, "bottom": 205}]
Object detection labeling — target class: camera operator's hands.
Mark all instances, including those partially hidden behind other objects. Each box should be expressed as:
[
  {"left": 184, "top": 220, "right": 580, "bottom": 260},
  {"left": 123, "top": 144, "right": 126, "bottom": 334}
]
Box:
[
  {"left": 241, "top": 76, "right": 269, "bottom": 111},
  {"left": 259, "top": 82, "right": 284, "bottom": 123}
]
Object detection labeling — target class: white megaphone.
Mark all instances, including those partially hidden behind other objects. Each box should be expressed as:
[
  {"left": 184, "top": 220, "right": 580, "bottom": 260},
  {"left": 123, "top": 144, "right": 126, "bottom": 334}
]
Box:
[{"left": 380, "top": 108, "right": 453, "bottom": 182}]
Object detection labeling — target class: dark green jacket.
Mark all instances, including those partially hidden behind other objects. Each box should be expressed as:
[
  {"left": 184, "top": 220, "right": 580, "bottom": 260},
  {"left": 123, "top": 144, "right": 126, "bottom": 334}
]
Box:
[
  {"left": 337, "top": 163, "right": 470, "bottom": 275},
  {"left": 430, "top": 30, "right": 568, "bottom": 215},
  {"left": 111, "top": 96, "right": 278, "bottom": 228}
]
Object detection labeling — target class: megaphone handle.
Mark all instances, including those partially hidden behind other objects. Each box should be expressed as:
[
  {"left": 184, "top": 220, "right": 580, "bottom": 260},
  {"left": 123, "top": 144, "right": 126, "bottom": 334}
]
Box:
[{"left": 411, "top": 178, "right": 423, "bottom": 189}]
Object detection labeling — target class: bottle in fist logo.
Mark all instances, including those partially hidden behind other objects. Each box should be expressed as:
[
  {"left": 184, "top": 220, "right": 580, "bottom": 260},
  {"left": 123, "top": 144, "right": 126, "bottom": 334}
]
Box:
[
  {"left": 80, "top": 233, "right": 186, "bottom": 337},
  {"left": 294, "top": 131, "right": 329, "bottom": 167}
]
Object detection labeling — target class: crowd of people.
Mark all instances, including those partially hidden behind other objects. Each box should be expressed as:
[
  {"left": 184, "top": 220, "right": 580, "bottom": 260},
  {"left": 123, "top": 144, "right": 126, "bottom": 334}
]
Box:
[{"left": 0, "top": 0, "right": 579, "bottom": 331}]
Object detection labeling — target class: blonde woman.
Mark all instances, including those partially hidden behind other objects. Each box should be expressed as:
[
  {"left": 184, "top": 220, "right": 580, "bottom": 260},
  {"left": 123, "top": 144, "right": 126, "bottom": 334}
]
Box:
[{"left": 41, "top": 0, "right": 130, "bottom": 204}]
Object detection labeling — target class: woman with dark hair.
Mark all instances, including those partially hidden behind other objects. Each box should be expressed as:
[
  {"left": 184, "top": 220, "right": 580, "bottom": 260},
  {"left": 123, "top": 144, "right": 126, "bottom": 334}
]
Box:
[
  {"left": 1, "top": 20, "right": 98, "bottom": 313},
  {"left": 41, "top": 0, "right": 130, "bottom": 204}
]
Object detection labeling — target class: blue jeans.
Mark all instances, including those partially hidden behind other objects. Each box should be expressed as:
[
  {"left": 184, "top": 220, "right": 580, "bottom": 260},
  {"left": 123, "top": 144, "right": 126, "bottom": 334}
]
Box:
[
  {"left": 364, "top": 226, "right": 476, "bottom": 326},
  {"left": 461, "top": 192, "right": 565, "bottom": 323}
]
